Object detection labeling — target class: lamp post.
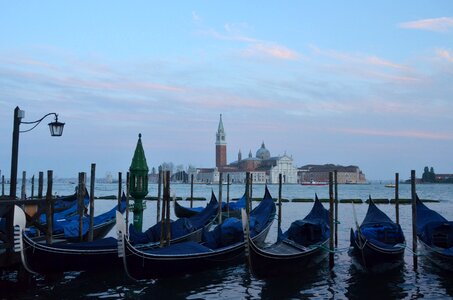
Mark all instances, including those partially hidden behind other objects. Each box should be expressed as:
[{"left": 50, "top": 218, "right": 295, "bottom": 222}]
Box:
[{"left": 6, "top": 106, "right": 64, "bottom": 253}]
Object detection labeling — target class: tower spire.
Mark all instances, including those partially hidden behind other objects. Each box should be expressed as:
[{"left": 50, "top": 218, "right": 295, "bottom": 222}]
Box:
[{"left": 215, "top": 114, "right": 227, "bottom": 168}]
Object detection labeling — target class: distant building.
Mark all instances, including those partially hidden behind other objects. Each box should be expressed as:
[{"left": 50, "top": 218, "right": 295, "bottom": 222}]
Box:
[
  {"left": 298, "top": 164, "right": 367, "bottom": 184},
  {"left": 189, "top": 115, "right": 298, "bottom": 184}
]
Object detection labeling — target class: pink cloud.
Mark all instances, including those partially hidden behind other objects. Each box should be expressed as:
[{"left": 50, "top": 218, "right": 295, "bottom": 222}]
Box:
[
  {"left": 436, "top": 48, "right": 453, "bottom": 63},
  {"left": 333, "top": 128, "right": 453, "bottom": 141},
  {"left": 399, "top": 17, "right": 453, "bottom": 32},
  {"left": 310, "top": 45, "right": 409, "bottom": 70},
  {"left": 242, "top": 43, "right": 300, "bottom": 60}
]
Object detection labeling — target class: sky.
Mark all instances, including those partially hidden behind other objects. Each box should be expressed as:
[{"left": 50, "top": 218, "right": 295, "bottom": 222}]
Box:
[{"left": 1, "top": 1, "right": 453, "bottom": 180}]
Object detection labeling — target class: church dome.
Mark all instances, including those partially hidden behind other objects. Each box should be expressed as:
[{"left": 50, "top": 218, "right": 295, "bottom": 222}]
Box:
[{"left": 256, "top": 142, "right": 270, "bottom": 160}]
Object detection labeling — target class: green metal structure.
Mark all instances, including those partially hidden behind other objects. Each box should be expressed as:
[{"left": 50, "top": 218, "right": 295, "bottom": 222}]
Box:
[{"left": 129, "top": 133, "right": 149, "bottom": 231}]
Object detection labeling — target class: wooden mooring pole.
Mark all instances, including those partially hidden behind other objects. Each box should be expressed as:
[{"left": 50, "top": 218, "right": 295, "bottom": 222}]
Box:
[
  {"left": 165, "top": 171, "right": 171, "bottom": 245},
  {"left": 334, "top": 170, "right": 338, "bottom": 248},
  {"left": 227, "top": 174, "right": 230, "bottom": 217},
  {"left": 250, "top": 174, "right": 253, "bottom": 200},
  {"left": 21, "top": 171, "right": 26, "bottom": 200},
  {"left": 31, "top": 175, "right": 35, "bottom": 199},
  {"left": 329, "top": 172, "right": 335, "bottom": 269},
  {"left": 78, "top": 172, "right": 86, "bottom": 241},
  {"left": 88, "top": 164, "right": 95, "bottom": 242},
  {"left": 46, "top": 170, "right": 53, "bottom": 244},
  {"left": 157, "top": 168, "right": 162, "bottom": 223},
  {"left": 38, "top": 172, "right": 43, "bottom": 199},
  {"left": 126, "top": 172, "right": 130, "bottom": 235},
  {"left": 218, "top": 172, "right": 223, "bottom": 224},
  {"left": 117, "top": 172, "right": 122, "bottom": 211},
  {"left": 190, "top": 174, "right": 194, "bottom": 208},
  {"left": 160, "top": 171, "right": 168, "bottom": 247},
  {"left": 395, "top": 172, "right": 400, "bottom": 225},
  {"left": 278, "top": 173, "right": 282, "bottom": 234},
  {"left": 411, "top": 170, "right": 418, "bottom": 270},
  {"left": 1, "top": 175, "right": 4, "bottom": 196}
]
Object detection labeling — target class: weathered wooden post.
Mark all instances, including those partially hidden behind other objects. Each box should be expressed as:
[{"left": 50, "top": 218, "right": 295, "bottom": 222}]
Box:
[
  {"left": 411, "top": 170, "right": 417, "bottom": 270},
  {"left": 88, "top": 164, "right": 96, "bottom": 242},
  {"left": 38, "top": 172, "right": 43, "bottom": 199},
  {"left": 395, "top": 172, "right": 399, "bottom": 225},
  {"left": 160, "top": 171, "right": 167, "bottom": 247},
  {"left": 329, "top": 172, "right": 335, "bottom": 269},
  {"left": 117, "top": 172, "right": 122, "bottom": 210},
  {"left": 129, "top": 133, "right": 149, "bottom": 232},
  {"left": 245, "top": 172, "right": 250, "bottom": 215},
  {"left": 250, "top": 173, "right": 253, "bottom": 200},
  {"left": 190, "top": 174, "right": 194, "bottom": 208},
  {"left": 334, "top": 170, "right": 338, "bottom": 248},
  {"left": 166, "top": 173, "right": 171, "bottom": 245},
  {"left": 21, "top": 171, "right": 26, "bottom": 200},
  {"left": 1, "top": 175, "right": 4, "bottom": 196},
  {"left": 78, "top": 172, "right": 86, "bottom": 241},
  {"left": 278, "top": 173, "right": 282, "bottom": 234},
  {"left": 46, "top": 170, "right": 53, "bottom": 244},
  {"left": 227, "top": 174, "right": 230, "bottom": 217},
  {"left": 126, "top": 172, "right": 130, "bottom": 234},
  {"left": 157, "top": 167, "right": 162, "bottom": 223},
  {"left": 31, "top": 175, "right": 35, "bottom": 199},
  {"left": 218, "top": 172, "right": 223, "bottom": 224}
]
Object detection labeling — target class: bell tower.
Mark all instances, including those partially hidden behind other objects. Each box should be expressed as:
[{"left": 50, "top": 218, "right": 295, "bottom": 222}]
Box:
[{"left": 216, "top": 114, "right": 227, "bottom": 168}]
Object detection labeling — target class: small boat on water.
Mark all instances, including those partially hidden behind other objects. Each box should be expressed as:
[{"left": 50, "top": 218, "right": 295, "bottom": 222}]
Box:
[
  {"left": 118, "top": 187, "right": 276, "bottom": 280},
  {"left": 245, "top": 194, "right": 330, "bottom": 277},
  {"left": 416, "top": 194, "right": 453, "bottom": 270},
  {"left": 301, "top": 180, "right": 328, "bottom": 186},
  {"left": 349, "top": 197, "right": 405, "bottom": 271},
  {"left": 385, "top": 184, "right": 396, "bottom": 188},
  {"left": 13, "top": 193, "right": 217, "bottom": 274},
  {"left": 175, "top": 193, "right": 246, "bottom": 219}
]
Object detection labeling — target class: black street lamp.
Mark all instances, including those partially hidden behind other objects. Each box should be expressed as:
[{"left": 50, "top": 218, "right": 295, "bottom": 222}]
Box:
[
  {"left": 9, "top": 106, "right": 65, "bottom": 199},
  {"left": 5, "top": 106, "right": 64, "bottom": 253}
]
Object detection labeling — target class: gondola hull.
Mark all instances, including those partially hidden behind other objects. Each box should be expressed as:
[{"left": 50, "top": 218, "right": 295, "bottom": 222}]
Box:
[
  {"left": 418, "top": 239, "right": 453, "bottom": 271},
  {"left": 21, "top": 234, "right": 120, "bottom": 274},
  {"left": 247, "top": 237, "right": 330, "bottom": 277},
  {"left": 121, "top": 221, "right": 272, "bottom": 280},
  {"left": 350, "top": 229, "right": 405, "bottom": 271}
]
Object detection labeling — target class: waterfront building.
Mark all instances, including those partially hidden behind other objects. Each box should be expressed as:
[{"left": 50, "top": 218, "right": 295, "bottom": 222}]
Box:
[
  {"left": 298, "top": 164, "right": 367, "bottom": 184},
  {"left": 189, "top": 115, "right": 298, "bottom": 184}
]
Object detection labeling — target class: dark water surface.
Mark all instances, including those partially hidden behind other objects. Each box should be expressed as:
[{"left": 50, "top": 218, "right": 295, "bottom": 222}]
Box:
[{"left": 2, "top": 182, "right": 453, "bottom": 299}]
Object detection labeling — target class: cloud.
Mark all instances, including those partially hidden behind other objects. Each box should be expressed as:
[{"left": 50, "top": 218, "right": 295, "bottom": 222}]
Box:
[
  {"left": 333, "top": 128, "right": 453, "bottom": 141},
  {"left": 242, "top": 43, "right": 300, "bottom": 60},
  {"left": 309, "top": 45, "right": 409, "bottom": 71},
  {"left": 436, "top": 48, "right": 453, "bottom": 63},
  {"left": 197, "top": 23, "right": 300, "bottom": 61},
  {"left": 399, "top": 17, "right": 453, "bottom": 32}
]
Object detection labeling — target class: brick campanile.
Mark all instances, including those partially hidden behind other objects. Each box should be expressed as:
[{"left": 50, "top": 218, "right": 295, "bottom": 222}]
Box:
[{"left": 216, "top": 114, "right": 227, "bottom": 168}]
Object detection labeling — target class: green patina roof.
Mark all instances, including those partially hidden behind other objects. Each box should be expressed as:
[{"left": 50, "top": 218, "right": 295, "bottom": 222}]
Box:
[{"left": 129, "top": 133, "right": 149, "bottom": 172}]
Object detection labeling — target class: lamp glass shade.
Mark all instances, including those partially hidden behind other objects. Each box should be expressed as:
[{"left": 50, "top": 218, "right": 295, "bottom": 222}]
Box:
[{"left": 48, "top": 121, "right": 65, "bottom": 136}]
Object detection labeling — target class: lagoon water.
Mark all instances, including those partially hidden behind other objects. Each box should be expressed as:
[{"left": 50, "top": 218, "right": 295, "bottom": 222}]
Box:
[{"left": 2, "top": 182, "right": 453, "bottom": 299}]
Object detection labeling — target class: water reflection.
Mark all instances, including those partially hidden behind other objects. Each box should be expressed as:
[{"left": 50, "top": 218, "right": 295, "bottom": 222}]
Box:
[
  {"left": 345, "top": 263, "right": 406, "bottom": 299},
  {"left": 259, "top": 260, "right": 331, "bottom": 299}
]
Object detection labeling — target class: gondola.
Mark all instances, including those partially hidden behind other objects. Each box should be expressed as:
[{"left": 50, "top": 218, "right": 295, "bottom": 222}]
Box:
[
  {"left": 13, "top": 194, "right": 217, "bottom": 274},
  {"left": 118, "top": 186, "right": 276, "bottom": 280},
  {"left": 349, "top": 197, "right": 405, "bottom": 271},
  {"left": 175, "top": 193, "right": 245, "bottom": 219},
  {"left": 246, "top": 195, "right": 330, "bottom": 277},
  {"left": 416, "top": 194, "right": 453, "bottom": 270}
]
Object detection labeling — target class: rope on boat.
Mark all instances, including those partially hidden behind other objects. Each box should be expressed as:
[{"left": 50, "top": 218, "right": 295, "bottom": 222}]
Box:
[
  {"left": 404, "top": 245, "right": 426, "bottom": 257},
  {"left": 318, "top": 245, "right": 350, "bottom": 253}
]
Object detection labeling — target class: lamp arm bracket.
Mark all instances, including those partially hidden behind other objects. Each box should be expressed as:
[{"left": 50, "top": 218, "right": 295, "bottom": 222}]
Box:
[{"left": 19, "top": 112, "right": 58, "bottom": 133}]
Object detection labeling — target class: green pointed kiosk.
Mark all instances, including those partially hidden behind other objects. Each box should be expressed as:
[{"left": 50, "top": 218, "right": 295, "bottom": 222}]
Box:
[{"left": 129, "top": 133, "right": 149, "bottom": 231}]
